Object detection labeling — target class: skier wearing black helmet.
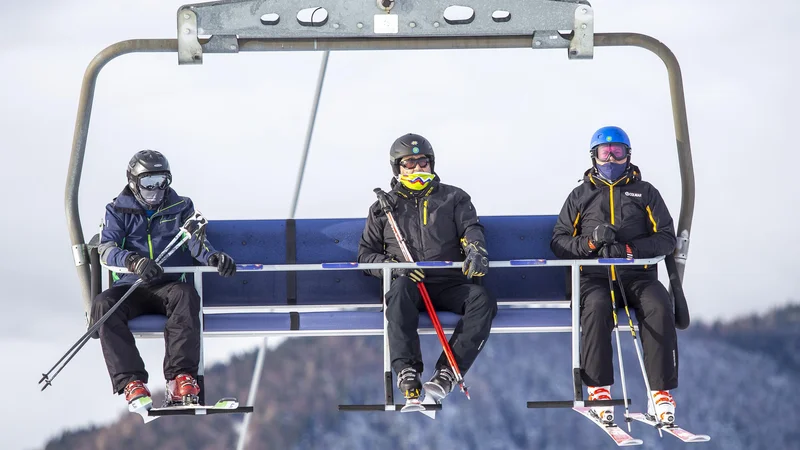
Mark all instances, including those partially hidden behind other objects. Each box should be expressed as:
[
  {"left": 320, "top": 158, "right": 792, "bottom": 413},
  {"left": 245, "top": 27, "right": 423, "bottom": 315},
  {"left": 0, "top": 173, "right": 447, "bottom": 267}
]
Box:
[
  {"left": 358, "top": 133, "right": 497, "bottom": 405},
  {"left": 94, "top": 150, "right": 237, "bottom": 409},
  {"left": 550, "top": 126, "right": 679, "bottom": 426}
]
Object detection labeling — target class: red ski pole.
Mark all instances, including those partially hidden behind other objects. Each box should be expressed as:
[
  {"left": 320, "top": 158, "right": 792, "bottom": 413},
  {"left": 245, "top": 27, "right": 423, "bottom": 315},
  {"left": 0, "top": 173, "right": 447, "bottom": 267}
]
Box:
[
  {"left": 416, "top": 282, "right": 469, "bottom": 399},
  {"left": 373, "top": 188, "right": 470, "bottom": 399}
]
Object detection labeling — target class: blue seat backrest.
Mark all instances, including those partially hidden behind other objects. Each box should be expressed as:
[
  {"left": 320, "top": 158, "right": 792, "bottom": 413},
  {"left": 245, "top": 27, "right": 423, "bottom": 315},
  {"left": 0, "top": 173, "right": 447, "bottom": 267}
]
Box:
[
  {"left": 200, "top": 215, "right": 568, "bottom": 307},
  {"left": 295, "top": 218, "right": 380, "bottom": 304},
  {"left": 202, "top": 219, "right": 287, "bottom": 306},
  {"left": 480, "top": 215, "right": 568, "bottom": 301}
]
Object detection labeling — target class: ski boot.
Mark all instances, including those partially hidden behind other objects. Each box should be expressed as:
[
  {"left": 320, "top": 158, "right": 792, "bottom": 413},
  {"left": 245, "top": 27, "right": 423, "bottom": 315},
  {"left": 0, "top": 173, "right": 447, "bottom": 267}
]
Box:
[
  {"left": 125, "top": 380, "right": 157, "bottom": 423},
  {"left": 647, "top": 390, "right": 676, "bottom": 425},
  {"left": 124, "top": 380, "right": 151, "bottom": 404},
  {"left": 588, "top": 385, "right": 614, "bottom": 424},
  {"left": 398, "top": 367, "right": 424, "bottom": 413},
  {"left": 164, "top": 373, "right": 201, "bottom": 407},
  {"left": 423, "top": 367, "right": 455, "bottom": 404}
]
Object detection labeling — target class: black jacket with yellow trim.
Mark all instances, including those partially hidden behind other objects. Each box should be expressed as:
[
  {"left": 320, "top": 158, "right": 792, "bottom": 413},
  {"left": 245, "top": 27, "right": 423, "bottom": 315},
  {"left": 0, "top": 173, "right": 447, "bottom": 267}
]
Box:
[
  {"left": 550, "top": 164, "right": 677, "bottom": 277},
  {"left": 358, "top": 176, "right": 486, "bottom": 279}
]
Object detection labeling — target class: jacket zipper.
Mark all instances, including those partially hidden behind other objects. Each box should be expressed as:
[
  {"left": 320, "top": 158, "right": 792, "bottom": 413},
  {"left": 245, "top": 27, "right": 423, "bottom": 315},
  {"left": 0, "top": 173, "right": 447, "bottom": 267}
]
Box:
[{"left": 416, "top": 198, "right": 425, "bottom": 260}]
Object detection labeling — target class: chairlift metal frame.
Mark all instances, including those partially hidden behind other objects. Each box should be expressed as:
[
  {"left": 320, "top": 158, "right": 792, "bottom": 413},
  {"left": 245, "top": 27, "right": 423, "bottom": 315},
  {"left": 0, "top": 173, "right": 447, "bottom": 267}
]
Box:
[{"left": 63, "top": 0, "right": 695, "bottom": 438}]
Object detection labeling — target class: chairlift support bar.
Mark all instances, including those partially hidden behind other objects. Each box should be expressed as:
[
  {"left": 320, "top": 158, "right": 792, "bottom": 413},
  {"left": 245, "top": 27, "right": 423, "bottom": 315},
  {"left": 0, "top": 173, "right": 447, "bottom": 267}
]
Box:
[
  {"left": 176, "top": 0, "right": 594, "bottom": 64},
  {"left": 66, "top": 0, "right": 694, "bottom": 325}
]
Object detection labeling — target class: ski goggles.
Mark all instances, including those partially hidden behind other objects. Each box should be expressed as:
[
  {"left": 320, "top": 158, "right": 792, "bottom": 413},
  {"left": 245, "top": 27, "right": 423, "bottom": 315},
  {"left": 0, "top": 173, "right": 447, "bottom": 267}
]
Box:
[
  {"left": 593, "top": 143, "right": 630, "bottom": 162},
  {"left": 398, "top": 156, "right": 430, "bottom": 169},
  {"left": 138, "top": 173, "right": 171, "bottom": 190}
]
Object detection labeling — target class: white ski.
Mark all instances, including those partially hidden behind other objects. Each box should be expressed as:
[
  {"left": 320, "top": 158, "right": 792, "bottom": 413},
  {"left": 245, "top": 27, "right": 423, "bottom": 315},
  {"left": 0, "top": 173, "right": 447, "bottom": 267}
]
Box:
[
  {"left": 626, "top": 412, "right": 711, "bottom": 443},
  {"left": 128, "top": 396, "right": 158, "bottom": 424},
  {"left": 573, "top": 407, "right": 644, "bottom": 446}
]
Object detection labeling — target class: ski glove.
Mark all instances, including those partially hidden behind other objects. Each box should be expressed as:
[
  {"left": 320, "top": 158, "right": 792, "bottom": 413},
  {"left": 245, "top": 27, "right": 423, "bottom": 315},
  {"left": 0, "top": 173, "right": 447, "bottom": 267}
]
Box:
[
  {"left": 462, "top": 241, "right": 489, "bottom": 278},
  {"left": 397, "top": 268, "right": 426, "bottom": 283},
  {"left": 599, "top": 243, "right": 635, "bottom": 259},
  {"left": 589, "top": 224, "right": 617, "bottom": 251},
  {"left": 125, "top": 254, "right": 164, "bottom": 283},
  {"left": 388, "top": 257, "right": 425, "bottom": 283},
  {"left": 208, "top": 252, "right": 237, "bottom": 277}
]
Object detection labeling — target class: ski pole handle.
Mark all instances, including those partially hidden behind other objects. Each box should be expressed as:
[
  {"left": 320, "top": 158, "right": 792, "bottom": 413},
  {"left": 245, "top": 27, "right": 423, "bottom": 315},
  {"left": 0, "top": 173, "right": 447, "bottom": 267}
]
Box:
[{"left": 373, "top": 188, "right": 393, "bottom": 214}]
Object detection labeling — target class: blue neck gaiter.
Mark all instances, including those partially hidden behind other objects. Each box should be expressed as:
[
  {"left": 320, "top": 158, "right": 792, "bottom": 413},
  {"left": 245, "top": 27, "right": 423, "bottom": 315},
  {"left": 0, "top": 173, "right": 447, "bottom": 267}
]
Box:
[{"left": 596, "top": 162, "right": 628, "bottom": 183}]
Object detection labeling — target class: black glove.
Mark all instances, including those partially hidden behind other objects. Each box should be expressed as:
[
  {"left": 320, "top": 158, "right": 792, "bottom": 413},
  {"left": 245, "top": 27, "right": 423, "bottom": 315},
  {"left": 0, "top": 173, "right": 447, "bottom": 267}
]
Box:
[
  {"left": 462, "top": 242, "right": 489, "bottom": 278},
  {"left": 388, "top": 257, "right": 425, "bottom": 283},
  {"left": 599, "top": 243, "right": 635, "bottom": 259},
  {"left": 590, "top": 224, "right": 617, "bottom": 251},
  {"left": 208, "top": 252, "right": 236, "bottom": 277},
  {"left": 125, "top": 254, "right": 163, "bottom": 283}
]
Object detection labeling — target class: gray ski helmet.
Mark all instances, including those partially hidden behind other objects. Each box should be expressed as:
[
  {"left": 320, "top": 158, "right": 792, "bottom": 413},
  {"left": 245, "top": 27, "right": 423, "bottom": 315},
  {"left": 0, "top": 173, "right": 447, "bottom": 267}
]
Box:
[
  {"left": 390, "top": 133, "right": 435, "bottom": 176},
  {"left": 126, "top": 150, "right": 171, "bottom": 204}
]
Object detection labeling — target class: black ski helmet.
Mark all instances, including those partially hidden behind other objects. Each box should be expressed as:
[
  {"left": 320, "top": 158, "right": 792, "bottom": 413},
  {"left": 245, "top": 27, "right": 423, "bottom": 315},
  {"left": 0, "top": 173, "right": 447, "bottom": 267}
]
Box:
[
  {"left": 389, "top": 133, "right": 435, "bottom": 176},
  {"left": 126, "top": 150, "right": 171, "bottom": 206}
]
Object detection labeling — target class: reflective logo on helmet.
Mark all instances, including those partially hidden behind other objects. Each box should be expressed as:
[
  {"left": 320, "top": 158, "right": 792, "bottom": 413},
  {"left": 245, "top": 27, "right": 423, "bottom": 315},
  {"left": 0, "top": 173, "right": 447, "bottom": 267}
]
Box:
[
  {"left": 154, "top": 164, "right": 163, "bottom": 167},
  {"left": 606, "top": 136, "right": 613, "bottom": 142},
  {"left": 411, "top": 141, "right": 418, "bottom": 145},
  {"left": 412, "top": 147, "right": 420, "bottom": 154}
]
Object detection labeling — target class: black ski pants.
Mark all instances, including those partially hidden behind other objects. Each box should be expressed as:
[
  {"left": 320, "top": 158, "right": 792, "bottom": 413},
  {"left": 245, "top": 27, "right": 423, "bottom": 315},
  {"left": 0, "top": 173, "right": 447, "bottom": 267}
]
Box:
[
  {"left": 386, "top": 274, "right": 497, "bottom": 376},
  {"left": 580, "top": 271, "right": 678, "bottom": 391},
  {"left": 91, "top": 281, "right": 201, "bottom": 394}
]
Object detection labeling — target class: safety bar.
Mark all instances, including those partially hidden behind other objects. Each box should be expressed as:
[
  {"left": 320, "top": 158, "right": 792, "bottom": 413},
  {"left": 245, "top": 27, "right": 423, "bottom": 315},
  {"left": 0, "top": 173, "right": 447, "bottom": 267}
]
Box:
[{"left": 102, "top": 256, "right": 661, "bottom": 408}]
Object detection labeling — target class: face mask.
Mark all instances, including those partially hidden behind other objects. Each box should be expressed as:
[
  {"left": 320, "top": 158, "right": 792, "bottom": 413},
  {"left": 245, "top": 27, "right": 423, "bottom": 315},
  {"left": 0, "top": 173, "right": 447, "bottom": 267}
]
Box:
[
  {"left": 397, "top": 172, "right": 436, "bottom": 191},
  {"left": 138, "top": 186, "right": 166, "bottom": 207},
  {"left": 596, "top": 161, "right": 628, "bottom": 182}
]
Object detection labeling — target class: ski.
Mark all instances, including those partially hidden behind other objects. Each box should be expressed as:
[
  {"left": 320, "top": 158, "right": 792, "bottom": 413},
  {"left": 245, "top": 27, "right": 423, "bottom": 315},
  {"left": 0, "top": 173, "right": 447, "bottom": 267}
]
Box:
[
  {"left": 626, "top": 412, "right": 711, "bottom": 443},
  {"left": 128, "top": 396, "right": 158, "bottom": 424},
  {"left": 573, "top": 407, "right": 644, "bottom": 446},
  {"left": 149, "top": 397, "right": 253, "bottom": 417},
  {"left": 129, "top": 397, "right": 253, "bottom": 422},
  {"left": 400, "top": 396, "right": 438, "bottom": 420}
]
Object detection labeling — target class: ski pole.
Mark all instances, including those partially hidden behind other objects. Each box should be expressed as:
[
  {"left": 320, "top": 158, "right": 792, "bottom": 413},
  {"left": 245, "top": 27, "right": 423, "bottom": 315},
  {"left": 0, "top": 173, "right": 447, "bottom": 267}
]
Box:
[
  {"left": 606, "top": 266, "right": 632, "bottom": 431},
  {"left": 615, "top": 269, "right": 665, "bottom": 436},
  {"left": 373, "top": 188, "right": 470, "bottom": 399},
  {"left": 39, "top": 212, "right": 208, "bottom": 390}
]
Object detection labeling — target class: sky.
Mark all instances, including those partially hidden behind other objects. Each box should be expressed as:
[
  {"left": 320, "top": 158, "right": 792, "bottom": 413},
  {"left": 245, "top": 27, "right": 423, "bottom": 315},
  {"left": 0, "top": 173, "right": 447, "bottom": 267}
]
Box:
[{"left": 0, "top": 0, "right": 797, "bottom": 449}]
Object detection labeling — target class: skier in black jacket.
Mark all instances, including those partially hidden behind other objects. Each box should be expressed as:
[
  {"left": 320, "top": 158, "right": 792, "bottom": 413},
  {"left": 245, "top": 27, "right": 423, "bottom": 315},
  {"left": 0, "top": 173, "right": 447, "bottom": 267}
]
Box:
[
  {"left": 358, "top": 133, "right": 497, "bottom": 404},
  {"left": 551, "top": 126, "right": 679, "bottom": 425}
]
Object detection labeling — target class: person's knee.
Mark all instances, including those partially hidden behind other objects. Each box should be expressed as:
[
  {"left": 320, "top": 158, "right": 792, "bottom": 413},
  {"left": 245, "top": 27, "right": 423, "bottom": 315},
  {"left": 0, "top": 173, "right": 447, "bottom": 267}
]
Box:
[
  {"left": 641, "top": 287, "right": 672, "bottom": 319},
  {"left": 581, "top": 294, "right": 613, "bottom": 323},
  {"left": 469, "top": 288, "right": 497, "bottom": 317},
  {"left": 170, "top": 283, "right": 201, "bottom": 309},
  {"left": 386, "top": 277, "right": 420, "bottom": 311},
  {"left": 90, "top": 291, "right": 118, "bottom": 321},
  {"left": 389, "top": 276, "right": 417, "bottom": 293}
]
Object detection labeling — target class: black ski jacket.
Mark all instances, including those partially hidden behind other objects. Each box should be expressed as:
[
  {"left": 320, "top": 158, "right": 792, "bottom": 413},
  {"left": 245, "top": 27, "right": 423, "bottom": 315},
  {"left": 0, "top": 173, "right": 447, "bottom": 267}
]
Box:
[
  {"left": 358, "top": 177, "right": 486, "bottom": 278},
  {"left": 550, "top": 164, "right": 677, "bottom": 278}
]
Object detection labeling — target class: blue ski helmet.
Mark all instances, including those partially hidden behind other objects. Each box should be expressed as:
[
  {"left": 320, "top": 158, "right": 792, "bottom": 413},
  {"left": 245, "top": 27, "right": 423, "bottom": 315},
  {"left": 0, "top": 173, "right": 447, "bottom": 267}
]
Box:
[{"left": 590, "top": 126, "right": 631, "bottom": 150}]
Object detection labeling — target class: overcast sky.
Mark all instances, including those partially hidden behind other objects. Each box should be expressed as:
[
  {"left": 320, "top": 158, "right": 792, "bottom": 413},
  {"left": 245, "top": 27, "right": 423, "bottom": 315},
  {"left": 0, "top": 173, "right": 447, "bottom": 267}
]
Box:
[{"left": 0, "top": 1, "right": 797, "bottom": 449}]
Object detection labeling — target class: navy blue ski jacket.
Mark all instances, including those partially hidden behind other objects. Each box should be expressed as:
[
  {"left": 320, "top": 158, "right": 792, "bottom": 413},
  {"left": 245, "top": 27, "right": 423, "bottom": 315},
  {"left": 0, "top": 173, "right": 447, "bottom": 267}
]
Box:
[{"left": 98, "top": 186, "right": 218, "bottom": 286}]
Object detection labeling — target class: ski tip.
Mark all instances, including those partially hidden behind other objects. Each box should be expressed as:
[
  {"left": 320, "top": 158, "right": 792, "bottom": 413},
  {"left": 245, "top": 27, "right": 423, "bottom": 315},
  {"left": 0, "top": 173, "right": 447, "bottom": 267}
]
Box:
[
  {"left": 213, "top": 398, "right": 240, "bottom": 409},
  {"left": 400, "top": 405, "right": 425, "bottom": 413}
]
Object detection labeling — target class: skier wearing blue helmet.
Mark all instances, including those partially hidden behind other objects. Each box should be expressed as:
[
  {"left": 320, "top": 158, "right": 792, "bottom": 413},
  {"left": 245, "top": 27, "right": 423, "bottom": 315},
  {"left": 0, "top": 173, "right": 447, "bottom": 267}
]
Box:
[{"left": 550, "top": 126, "right": 679, "bottom": 426}]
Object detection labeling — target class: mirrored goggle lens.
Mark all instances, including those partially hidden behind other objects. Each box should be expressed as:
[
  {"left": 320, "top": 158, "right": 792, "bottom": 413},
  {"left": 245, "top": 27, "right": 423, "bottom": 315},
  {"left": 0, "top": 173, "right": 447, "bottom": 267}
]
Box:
[{"left": 138, "top": 174, "right": 170, "bottom": 190}]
